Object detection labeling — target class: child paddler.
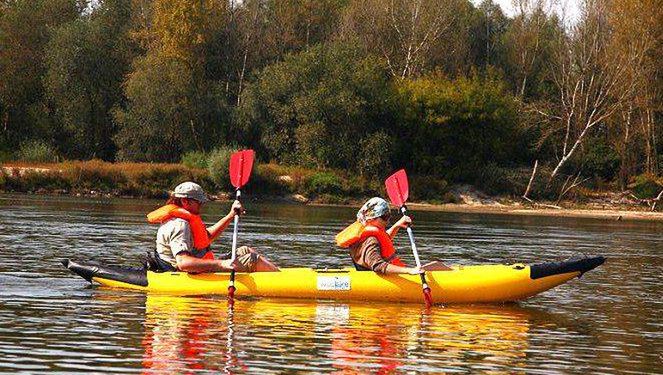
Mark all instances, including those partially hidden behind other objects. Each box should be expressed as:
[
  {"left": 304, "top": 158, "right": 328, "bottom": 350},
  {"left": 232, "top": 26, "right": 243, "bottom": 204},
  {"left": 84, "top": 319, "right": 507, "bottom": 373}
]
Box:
[
  {"left": 145, "top": 181, "right": 279, "bottom": 273},
  {"left": 336, "top": 197, "right": 423, "bottom": 275}
]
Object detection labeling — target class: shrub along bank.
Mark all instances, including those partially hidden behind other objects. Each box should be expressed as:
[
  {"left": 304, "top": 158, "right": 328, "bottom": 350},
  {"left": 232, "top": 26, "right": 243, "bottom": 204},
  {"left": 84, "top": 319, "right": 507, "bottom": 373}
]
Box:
[
  {"left": 2, "top": 160, "right": 660, "bottom": 207},
  {"left": 0, "top": 160, "right": 454, "bottom": 203}
]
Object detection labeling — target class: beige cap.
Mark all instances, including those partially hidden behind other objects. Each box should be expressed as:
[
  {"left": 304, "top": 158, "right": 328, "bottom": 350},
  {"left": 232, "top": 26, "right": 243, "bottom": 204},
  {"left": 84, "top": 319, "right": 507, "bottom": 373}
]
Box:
[{"left": 172, "top": 182, "right": 209, "bottom": 203}]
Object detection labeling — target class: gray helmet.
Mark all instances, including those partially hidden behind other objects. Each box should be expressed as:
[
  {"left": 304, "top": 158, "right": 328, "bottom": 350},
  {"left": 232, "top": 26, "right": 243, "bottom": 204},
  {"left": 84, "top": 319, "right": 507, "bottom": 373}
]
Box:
[{"left": 357, "top": 197, "right": 390, "bottom": 224}]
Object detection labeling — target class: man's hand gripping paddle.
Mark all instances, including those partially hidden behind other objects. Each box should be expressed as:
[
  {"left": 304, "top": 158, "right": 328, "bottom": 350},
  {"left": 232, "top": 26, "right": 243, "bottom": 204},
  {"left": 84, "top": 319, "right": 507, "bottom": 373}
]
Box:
[
  {"left": 385, "top": 169, "right": 433, "bottom": 308},
  {"left": 227, "top": 149, "right": 255, "bottom": 305}
]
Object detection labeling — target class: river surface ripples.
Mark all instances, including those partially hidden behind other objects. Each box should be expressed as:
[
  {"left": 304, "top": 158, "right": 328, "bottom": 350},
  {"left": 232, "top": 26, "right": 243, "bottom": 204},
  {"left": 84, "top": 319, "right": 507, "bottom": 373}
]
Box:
[{"left": 0, "top": 194, "right": 661, "bottom": 373}]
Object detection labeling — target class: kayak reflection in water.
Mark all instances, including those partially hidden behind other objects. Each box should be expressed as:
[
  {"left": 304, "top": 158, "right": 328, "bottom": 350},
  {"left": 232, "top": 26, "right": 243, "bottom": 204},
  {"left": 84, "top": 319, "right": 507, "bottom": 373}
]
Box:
[
  {"left": 336, "top": 197, "right": 448, "bottom": 275},
  {"left": 145, "top": 181, "right": 279, "bottom": 273},
  {"left": 142, "top": 295, "right": 247, "bottom": 373},
  {"left": 139, "top": 295, "right": 532, "bottom": 373}
]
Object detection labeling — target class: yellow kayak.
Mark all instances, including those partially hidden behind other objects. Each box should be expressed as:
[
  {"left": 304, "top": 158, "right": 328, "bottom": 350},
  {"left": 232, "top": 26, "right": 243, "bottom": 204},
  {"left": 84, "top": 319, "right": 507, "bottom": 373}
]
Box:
[{"left": 62, "top": 256, "right": 604, "bottom": 304}]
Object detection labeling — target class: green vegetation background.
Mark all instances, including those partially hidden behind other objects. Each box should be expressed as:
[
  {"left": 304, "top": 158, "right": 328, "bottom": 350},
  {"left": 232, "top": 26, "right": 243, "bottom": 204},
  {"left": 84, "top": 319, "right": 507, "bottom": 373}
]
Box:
[{"left": 0, "top": 0, "right": 660, "bottom": 202}]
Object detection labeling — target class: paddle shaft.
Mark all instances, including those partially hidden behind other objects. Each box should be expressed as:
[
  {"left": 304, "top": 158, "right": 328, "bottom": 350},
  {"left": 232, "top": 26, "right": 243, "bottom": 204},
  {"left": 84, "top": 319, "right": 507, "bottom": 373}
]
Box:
[
  {"left": 228, "top": 190, "right": 241, "bottom": 297},
  {"left": 400, "top": 206, "right": 431, "bottom": 296},
  {"left": 230, "top": 190, "right": 241, "bottom": 261}
]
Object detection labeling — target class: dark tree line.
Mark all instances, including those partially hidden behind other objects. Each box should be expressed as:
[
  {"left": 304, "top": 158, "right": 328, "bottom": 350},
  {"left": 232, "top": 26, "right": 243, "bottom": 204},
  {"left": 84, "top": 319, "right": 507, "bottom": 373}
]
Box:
[{"left": 0, "top": 0, "right": 660, "bottom": 196}]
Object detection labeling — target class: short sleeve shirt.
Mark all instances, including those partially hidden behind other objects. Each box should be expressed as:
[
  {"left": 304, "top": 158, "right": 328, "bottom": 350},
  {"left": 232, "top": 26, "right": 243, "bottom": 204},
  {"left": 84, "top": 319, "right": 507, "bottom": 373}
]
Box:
[
  {"left": 156, "top": 218, "right": 193, "bottom": 268},
  {"left": 349, "top": 237, "right": 389, "bottom": 274}
]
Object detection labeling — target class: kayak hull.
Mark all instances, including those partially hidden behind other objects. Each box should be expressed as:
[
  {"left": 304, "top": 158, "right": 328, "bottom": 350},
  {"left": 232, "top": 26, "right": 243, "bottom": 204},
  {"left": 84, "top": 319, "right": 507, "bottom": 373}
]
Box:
[{"left": 62, "top": 257, "right": 605, "bottom": 304}]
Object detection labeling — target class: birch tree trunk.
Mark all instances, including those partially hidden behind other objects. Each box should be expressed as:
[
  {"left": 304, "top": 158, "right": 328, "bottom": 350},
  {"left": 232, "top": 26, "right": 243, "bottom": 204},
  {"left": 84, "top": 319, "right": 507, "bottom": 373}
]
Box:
[
  {"left": 341, "top": 0, "right": 457, "bottom": 79},
  {"left": 533, "top": 0, "right": 638, "bottom": 182}
]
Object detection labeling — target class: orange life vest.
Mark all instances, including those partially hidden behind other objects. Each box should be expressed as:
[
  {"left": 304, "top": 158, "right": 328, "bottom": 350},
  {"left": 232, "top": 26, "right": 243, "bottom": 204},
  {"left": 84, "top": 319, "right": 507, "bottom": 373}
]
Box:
[
  {"left": 335, "top": 221, "right": 406, "bottom": 267},
  {"left": 147, "top": 204, "right": 214, "bottom": 259}
]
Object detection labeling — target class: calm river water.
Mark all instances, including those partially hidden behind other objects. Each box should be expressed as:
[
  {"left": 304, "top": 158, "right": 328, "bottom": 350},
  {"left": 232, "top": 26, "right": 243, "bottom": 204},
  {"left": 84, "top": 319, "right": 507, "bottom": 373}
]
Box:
[{"left": 0, "top": 193, "right": 661, "bottom": 373}]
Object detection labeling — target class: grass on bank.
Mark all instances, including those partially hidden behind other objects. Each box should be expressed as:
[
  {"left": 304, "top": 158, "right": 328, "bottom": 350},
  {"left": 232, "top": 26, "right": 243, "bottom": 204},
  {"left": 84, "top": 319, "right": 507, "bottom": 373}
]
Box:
[
  {"left": 1, "top": 160, "right": 661, "bottom": 206},
  {"left": 0, "top": 160, "right": 456, "bottom": 203}
]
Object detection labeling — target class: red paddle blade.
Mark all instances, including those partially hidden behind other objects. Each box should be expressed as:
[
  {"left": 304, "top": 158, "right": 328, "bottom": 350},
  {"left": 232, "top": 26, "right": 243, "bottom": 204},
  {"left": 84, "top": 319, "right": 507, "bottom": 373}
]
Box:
[
  {"left": 229, "top": 149, "right": 255, "bottom": 189},
  {"left": 385, "top": 169, "right": 409, "bottom": 207}
]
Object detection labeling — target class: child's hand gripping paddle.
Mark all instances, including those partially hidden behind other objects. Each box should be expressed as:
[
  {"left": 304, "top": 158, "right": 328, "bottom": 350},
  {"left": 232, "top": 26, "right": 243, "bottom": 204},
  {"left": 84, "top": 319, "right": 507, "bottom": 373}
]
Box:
[
  {"left": 228, "top": 149, "right": 255, "bottom": 304},
  {"left": 385, "top": 169, "right": 433, "bottom": 308}
]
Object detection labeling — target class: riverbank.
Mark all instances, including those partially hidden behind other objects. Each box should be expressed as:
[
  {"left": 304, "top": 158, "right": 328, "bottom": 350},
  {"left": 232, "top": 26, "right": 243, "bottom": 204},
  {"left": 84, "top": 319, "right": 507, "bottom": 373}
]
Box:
[
  {"left": 2, "top": 160, "right": 661, "bottom": 222},
  {"left": 406, "top": 202, "right": 663, "bottom": 222}
]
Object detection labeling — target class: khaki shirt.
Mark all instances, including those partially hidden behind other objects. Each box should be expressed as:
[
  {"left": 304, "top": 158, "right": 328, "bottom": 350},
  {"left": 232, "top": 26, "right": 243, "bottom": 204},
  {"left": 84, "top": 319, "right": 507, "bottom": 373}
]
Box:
[
  {"left": 349, "top": 237, "right": 390, "bottom": 274},
  {"left": 156, "top": 218, "right": 193, "bottom": 268},
  {"left": 155, "top": 218, "right": 259, "bottom": 272}
]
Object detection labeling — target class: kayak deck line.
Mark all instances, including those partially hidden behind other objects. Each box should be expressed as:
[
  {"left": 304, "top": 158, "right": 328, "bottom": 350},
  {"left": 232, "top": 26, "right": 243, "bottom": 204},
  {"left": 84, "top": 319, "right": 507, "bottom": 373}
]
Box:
[{"left": 62, "top": 256, "right": 605, "bottom": 304}]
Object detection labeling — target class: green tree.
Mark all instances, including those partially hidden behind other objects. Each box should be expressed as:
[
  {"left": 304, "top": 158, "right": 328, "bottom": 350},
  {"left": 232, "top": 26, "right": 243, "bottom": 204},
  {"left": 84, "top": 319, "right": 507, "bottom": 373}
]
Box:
[
  {"left": 113, "top": 52, "right": 229, "bottom": 162},
  {"left": 469, "top": 0, "right": 510, "bottom": 69},
  {"left": 114, "top": 0, "right": 232, "bottom": 162},
  {"left": 200, "top": 0, "right": 348, "bottom": 106},
  {"left": 44, "top": 0, "right": 134, "bottom": 160},
  {"left": 236, "top": 43, "right": 397, "bottom": 169},
  {"left": 0, "top": 0, "right": 80, "bottom": 150},
  {"left": 396, "top": 71, "right": 523, "bottom": 177},
  {"left": 340, "top": 0, "right": 474, "bottom": 78}
]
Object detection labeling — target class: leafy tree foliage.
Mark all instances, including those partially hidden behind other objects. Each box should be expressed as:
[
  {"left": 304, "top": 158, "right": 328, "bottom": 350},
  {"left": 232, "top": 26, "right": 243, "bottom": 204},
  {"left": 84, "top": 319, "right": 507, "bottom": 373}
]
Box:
[
  {"left": 396, "top": 71, "right": 524, "bottom": 178},
  {"left": 0, "top": 0, "right": 658, "bottom": 194},
  {"left": 340, "top": 0, "right": 474, "bottom": 78},
  {"left": 470, "top": 0, "right": 510, "bottom": 69},
  {"left": 0, "top": 0, "right": 80, "bottom": 149},
  {"left": 113, "top": 52, "right": 229, "bottom": 161},
  {"left": 237, "top": 43, "right": 396, "bottom": 170},
  {"left": 44, "top": 0, "right": 134, "bottom": 160}
]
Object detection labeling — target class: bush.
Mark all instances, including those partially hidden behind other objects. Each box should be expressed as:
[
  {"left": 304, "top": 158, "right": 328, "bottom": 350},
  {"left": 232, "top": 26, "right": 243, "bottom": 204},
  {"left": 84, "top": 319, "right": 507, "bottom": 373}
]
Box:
[
  {"left": 181, "top": 151, "right": 209, "bottom": 169},
  {"left": 578, "top": 140, "right": 620, "bottom": 181},
  {"left": 4, "top": 170, "right": 70, "bottom": 192},
  {"left": 236, "top": 42, "right": 395, "bottom": 171},
  {"left": 249, "top": 163, "right": 293, "bottom": 195},
  {"left": 396, "top": 71, "right": 524, "bottom": 176},
  {"left": 306, "top": 172, "right": 343, "bottom": 195},
  {"left": 409, "top": 175, "right": 449, "bottom": 201},
  {"left": 0, "top": 149, "right": 12, "bottom": 162},
  {"left": 471, "top": 164, "right": 526, "bottom": 196},
  {"left": 17, "top": 140, "right": 58, "bottom": 163},
  {"left": 630, "top": 174, "right": 662, "bottom": 199},
  {"left": 135, "top": 165, "right": 209, "bottom": 194},
  {"left": 62, "top": 160, "right": 127, "bottom": 190},
  {"left": 207, "top": 145, "right": 237, "bottom": 190},
  {"left": 357, "top": 131, "right": 392, "bottom": 178},
  {"left": 470, "top": 163, "right": 571, "bottom": 200}
]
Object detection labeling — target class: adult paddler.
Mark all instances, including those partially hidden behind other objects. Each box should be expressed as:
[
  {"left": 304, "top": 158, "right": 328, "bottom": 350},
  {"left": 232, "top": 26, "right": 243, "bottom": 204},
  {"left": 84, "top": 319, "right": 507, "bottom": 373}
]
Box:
[
  {"left": 145, "top": 181, "right": 279, "bottom": 273},
  {"left": 336, "top": 197, "right": 423, "bottom": 275}
]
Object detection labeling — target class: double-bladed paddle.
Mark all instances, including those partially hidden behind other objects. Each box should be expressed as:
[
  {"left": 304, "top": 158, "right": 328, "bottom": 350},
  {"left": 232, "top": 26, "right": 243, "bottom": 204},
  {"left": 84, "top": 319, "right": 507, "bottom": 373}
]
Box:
[
  {"left": 227, "top": 149, "right": 255, "bottom": 304},
  {"left": 385, "top": 169, "right": 433, "bottom": 308}
]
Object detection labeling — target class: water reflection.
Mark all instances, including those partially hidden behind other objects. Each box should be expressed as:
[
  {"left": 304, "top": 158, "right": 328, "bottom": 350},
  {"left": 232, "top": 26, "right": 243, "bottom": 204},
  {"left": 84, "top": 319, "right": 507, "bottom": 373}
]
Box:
[
  {"left": 2, "top": 194, "right": 661, "bottom": 373},
  {"left": 138, "top": 294, "right": 544, "bottom": 373}
]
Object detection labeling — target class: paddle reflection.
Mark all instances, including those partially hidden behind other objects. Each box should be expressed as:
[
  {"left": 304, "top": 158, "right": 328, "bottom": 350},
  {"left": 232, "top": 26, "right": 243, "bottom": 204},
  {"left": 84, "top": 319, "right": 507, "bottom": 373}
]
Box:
[
  {"left": 140, "top": 295, "right": 535, "bottom": 373},
  {"left": 141, "top": 295, "right": 232, "bottom": 373}
]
